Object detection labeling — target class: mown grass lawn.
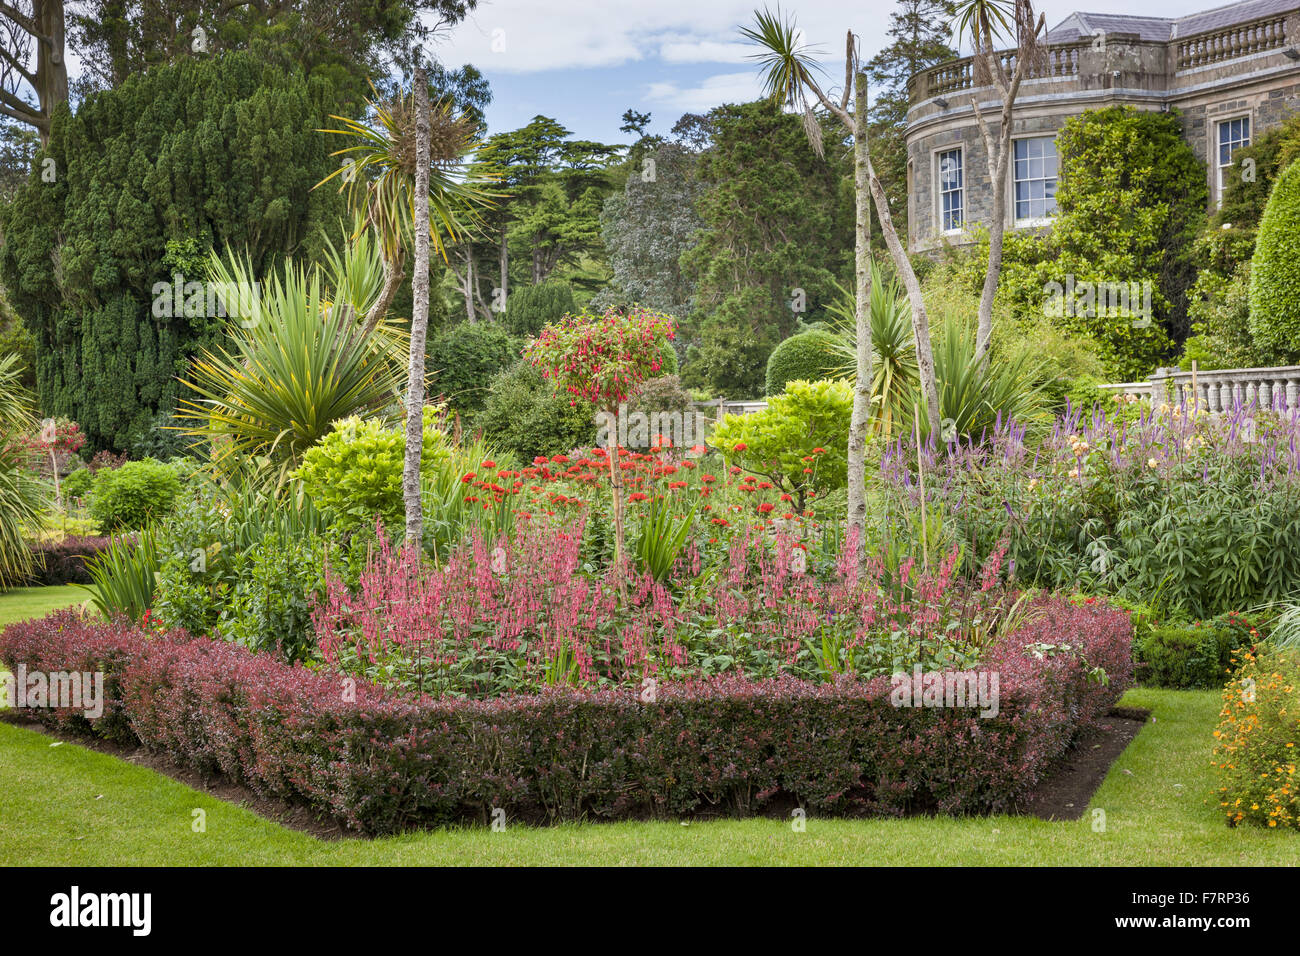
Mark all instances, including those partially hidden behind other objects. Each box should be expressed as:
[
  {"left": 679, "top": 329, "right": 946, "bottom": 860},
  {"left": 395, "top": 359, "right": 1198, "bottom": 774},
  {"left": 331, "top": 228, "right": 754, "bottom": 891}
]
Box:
[{"left": 1, "top": 586, "right": 1295, "bottom": 866}]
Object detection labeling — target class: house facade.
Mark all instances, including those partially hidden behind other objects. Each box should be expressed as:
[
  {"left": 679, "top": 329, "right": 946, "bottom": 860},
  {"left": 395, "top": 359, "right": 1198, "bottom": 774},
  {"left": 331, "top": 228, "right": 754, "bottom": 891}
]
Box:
[{"left": 904, "top": 0, "right": 1300, "bottom": 251}]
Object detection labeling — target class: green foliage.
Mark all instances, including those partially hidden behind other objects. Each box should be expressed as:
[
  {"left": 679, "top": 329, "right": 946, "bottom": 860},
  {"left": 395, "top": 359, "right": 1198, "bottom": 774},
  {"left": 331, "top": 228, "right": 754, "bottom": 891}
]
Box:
[
  {"left": 1211, "top": 110, "right": 1300, "bottom": 249},
  {"left": 503, "top": 281, "right": 575, "bottom": 337},
  {"left": 682, "top": 288, "right": 780, "bottom": 399},
  {"left": 1064, "top": 375, "right": 1148, "bottom": 426},
  {"left": 178, "top": 242, "right": 406, "bottom": 487},
  {"left": 1248, "top": 160, "right": 1300, "bottom": 363},
  {"left": 995, "top": 322, "right": 1103, "bottom": 413},
  {"left": 427, "top": 321, "right": 520, "bottom": 415},
  {"left": 682, "top": 100, "right": 853, "bottom": 396},
  {"left": 632, "top": 496, "right": 697, "bottom": 581},
  {"left": 0, "top": 52, "right": 347, "bottom": 451},
  {"left": 295, "top": 408, "right": 449, "bottom": 533},
  {"left": 60, "top": 467, "right": 92, "bottom": 502},
  {"left": 82, "top": 533, "right": 159, "bottom": 623},
  {"left": 765, "top": 329, "right": 840, "bottom": 395},
  {"left": 630, "top": 374, "right": 691, "bottom": 417},
  {"left": 475, "top": 361, "right": 597, "bottom": 462},
  {"left": 88, "top": 459, "right": 182, "bottom": 533},
  {"left": 710, "top": 378, "right": 852, "bottom": 508},
  {"left": 223, "top": 533, "right": 326, "bottom": 664},
  {"left": 418, "top": 435, "right": 516, "bottom": 562},
  {"left": 1181, "top": 243, "right": 1259, "bottom": 370},
  {"left": 600, "top": 142, "right": 703, "bottom": 318},
  {"left": 1134, "top": 622, "right": 1245, "bottom": 689},
  {"left": 825, "top": 263, "right": 919, "bottom": 440},
  {"left": 965, "top": 107, "right": 1206, "bottom": 378},
  {"left": 152, "top": 478, "right": 329, "bottom": 636},
  {"left": 923, "top": 314, "right": 1049, "bottom": 443},
  {"left": 0, "top": 353, "right": 43, "bottom": 586}
]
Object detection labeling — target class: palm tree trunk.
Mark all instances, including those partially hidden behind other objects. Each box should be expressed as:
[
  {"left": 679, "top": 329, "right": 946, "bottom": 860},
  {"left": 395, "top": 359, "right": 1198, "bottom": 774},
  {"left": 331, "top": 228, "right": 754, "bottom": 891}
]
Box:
[
  {"left": 846, "top": 70, "right": 873, "bottom": 559},
  {"left": 866, "top": 164, "right": 941, "bottom": 438},
  {"left": 362, "top": 254, "right": 404, "bottom": 338},
  {"left": 403, "top": 62, "right": 432, "bottom": 546}
]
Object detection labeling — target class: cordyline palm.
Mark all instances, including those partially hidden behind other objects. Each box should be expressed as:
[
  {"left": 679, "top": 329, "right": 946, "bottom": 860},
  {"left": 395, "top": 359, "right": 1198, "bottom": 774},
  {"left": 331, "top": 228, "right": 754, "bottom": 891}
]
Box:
[
  {"left": 318, "top": 81, "right": 492, "bottom": 335},
  {"left": 826, "top": 264, "right": 919, "bottom": 442},
  {"left": 0, "top": 354, "right": 43, "bottom": 587},
  {"left": 178, "top": 246, "right": 407, "bottom": 491},
  {"left": 742, "top": 5, "right": 942, "bottom": 554}
]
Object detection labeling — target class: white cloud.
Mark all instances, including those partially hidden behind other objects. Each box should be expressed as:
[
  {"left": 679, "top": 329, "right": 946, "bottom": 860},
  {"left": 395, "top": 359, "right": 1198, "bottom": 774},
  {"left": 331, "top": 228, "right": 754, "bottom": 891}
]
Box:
[
  {"left": 658, "top": 39, "right": 754, "bottom": 64},
  {"left": 643, "top": 71, "right": 764, "bottom": 112}
]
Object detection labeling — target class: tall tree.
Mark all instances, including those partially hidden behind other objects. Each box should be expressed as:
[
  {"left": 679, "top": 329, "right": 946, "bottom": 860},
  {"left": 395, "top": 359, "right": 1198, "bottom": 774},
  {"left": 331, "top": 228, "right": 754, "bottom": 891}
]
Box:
[
  {"left": 953, "top": 0, "right": 1046, "bottom": 360},
  {"left": 404, "top": 54, "right": 431, "bottom": 544},
  {"left": 865, "top": 0, "right": 958, "bottom": 244},
  {"left": 0, "top": 0, "right": 68, "bottom": 146},
  {"left": 600, "top": 141, "right": 703, "bottom": 321},
  {"left": 0, "top": 52, "right": 347, "bottom": 451},
  {"left": 743, "top": 7, "right": 942, "bottom": 455},
  {"left": 681, "top": 98, "right": 852, "bottom": 397}
]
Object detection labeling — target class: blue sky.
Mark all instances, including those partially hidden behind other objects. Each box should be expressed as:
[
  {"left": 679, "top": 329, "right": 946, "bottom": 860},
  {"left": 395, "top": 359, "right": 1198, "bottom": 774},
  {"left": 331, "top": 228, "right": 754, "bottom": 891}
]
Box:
[{"left": 426, "top": 0, "right": 1239, "bottom": 144}]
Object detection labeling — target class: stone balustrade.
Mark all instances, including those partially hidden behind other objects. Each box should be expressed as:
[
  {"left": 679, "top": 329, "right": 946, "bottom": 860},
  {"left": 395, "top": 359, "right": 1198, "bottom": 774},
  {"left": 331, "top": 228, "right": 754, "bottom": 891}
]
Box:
[{"left": 1098, "top": 365, "right": 1300, "bottom": 411}]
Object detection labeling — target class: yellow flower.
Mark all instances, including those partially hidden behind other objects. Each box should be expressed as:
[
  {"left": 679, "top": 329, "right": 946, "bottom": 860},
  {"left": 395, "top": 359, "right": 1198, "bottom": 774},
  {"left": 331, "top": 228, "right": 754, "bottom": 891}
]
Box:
[{"left": 1147, "top": 457, "right": 1159, "bottom": 469}]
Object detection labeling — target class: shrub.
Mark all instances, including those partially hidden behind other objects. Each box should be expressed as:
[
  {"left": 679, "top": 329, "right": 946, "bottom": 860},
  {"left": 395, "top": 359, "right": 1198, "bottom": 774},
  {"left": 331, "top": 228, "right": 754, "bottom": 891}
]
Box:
[
  {"left": 765, "top": 329, "right": 840, "bottom": 396},
  {"left": 710, "top": 378, "right": 851, "bottom": 510},
  {"left": 220, "top": 532, "right": 326, "bottom": 664},
  {"left": 26, "top": 535, "right": 111, "bottom": 585},
  {"left": 426, "top": 321, "right": 520, "bottom": 415},
  {"left": 88, "top": 458, "right": 182, "bottom": 532},
  {"left": 0, "top": 599, "right": 1129, "bottom": 833},
  {"left": 1134, "top": 622, "right": 1245, "bottom": 689},
  {"left": 60, "top": 467, "right": 92, "bottom": 502},
  {"left": 1213, "top": 646, "right": 1300, "bottom": 830},
  {"left": 1248, "top": 160, "right": 1300, "bottom": 362},
  {"left": 503, "top": 281, "right": 575, "bottom": 337},
  {"left": 475, "top": 361, "right": 597, "bottom": 462},
  {"left": 294, "top": 409, "right": 448, "bottom": 534}
]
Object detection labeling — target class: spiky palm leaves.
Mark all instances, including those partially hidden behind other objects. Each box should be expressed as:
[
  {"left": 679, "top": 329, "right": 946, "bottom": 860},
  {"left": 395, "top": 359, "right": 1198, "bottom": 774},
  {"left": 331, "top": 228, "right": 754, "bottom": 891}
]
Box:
[
  {"left": 177, "top": 245, "right": 407, "bottom": 491},
  {"left": 0, "top": 353, "right": 44, "bottom": 587}
]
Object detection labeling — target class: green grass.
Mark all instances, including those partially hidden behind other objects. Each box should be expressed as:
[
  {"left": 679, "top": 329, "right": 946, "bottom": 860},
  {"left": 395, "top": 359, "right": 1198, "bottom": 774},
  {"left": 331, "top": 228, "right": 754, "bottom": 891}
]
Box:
[
  {"left": 0, "top": 584, "right": 84, "bottom": 627},
  {"left": 1, "top": 587, "right": 1296, "bottom": 865}
]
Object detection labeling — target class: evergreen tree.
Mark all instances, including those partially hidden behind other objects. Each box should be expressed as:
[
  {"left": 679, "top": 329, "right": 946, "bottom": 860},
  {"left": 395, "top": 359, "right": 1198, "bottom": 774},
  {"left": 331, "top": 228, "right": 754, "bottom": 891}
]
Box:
[{"left": 0, "top": 51, "right": 346, "bottom": 451}]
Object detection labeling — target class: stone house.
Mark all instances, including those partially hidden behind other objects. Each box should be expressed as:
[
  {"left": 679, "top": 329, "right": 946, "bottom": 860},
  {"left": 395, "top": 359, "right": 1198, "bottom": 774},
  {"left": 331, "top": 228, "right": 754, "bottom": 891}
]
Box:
[{"left": 904, "top": 0, "right": 1300, "bottom": 251}]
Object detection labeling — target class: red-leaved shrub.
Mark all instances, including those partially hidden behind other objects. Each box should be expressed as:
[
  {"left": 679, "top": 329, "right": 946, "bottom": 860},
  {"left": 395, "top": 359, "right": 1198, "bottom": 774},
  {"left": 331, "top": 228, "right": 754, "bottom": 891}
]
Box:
[
  {"left": 26, "top": 535, "right": 112, "bottom": 585},
  {"left": 0, "top": 597, "right": 1132, "bottom": 833}
]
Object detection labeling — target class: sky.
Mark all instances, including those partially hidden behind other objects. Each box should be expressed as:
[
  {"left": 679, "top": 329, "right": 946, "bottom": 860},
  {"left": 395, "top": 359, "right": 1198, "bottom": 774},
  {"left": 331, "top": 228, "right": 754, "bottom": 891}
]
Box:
[{"left": 423, "top": 0, "right": 1244, "bottom": 144}]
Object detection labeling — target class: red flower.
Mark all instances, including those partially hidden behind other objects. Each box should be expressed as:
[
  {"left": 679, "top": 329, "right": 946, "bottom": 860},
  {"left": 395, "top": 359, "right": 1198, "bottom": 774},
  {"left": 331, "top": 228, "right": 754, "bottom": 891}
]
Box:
[
  {"left": 757, "top": 503, "right": 774, "bottom": 514},
  {"left": 733, "top": 442, "right": 748, "bottom": 452},
  {"left": 628, "top": 492, "right": 649, "bottom": 502}
]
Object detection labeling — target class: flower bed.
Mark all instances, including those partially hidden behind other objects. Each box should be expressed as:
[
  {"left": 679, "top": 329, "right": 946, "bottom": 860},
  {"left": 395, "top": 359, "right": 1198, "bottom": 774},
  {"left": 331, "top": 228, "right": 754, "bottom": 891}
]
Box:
[{"left": 1, "top": 598, "right": 1132, "bottom": 834}]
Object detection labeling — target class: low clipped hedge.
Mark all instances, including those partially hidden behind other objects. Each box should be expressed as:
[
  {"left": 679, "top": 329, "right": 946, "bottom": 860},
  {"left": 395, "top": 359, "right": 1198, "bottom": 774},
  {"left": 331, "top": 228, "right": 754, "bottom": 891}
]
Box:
[
  {"left": 26, "top": 535, "right": 112, "bottom": 585},
  {"left": 0, "top": 599, "right": 1131, "bottom": 834},
  {"left": 1132, "top": 614, "right": 1256, "bottom": 689}
]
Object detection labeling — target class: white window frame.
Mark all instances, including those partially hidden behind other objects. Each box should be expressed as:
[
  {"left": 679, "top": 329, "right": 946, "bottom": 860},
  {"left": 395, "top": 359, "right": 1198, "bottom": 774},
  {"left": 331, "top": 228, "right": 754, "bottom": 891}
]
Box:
[
  {"left": 1215, "top": 114, "right": 1251, "bottom": 207},
  {"left": 1011, "top": 135, "right": 1059, "bottom": 227},
  {"left": 935, "top": 147, "right": 964, "bottom": 235}
]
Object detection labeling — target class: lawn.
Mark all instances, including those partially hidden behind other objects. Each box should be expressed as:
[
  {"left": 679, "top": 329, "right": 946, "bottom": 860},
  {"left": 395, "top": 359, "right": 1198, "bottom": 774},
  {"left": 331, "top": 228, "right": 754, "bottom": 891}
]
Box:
[{"left": 1, "top": 587, "right": 1294, "bottom": 866}]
